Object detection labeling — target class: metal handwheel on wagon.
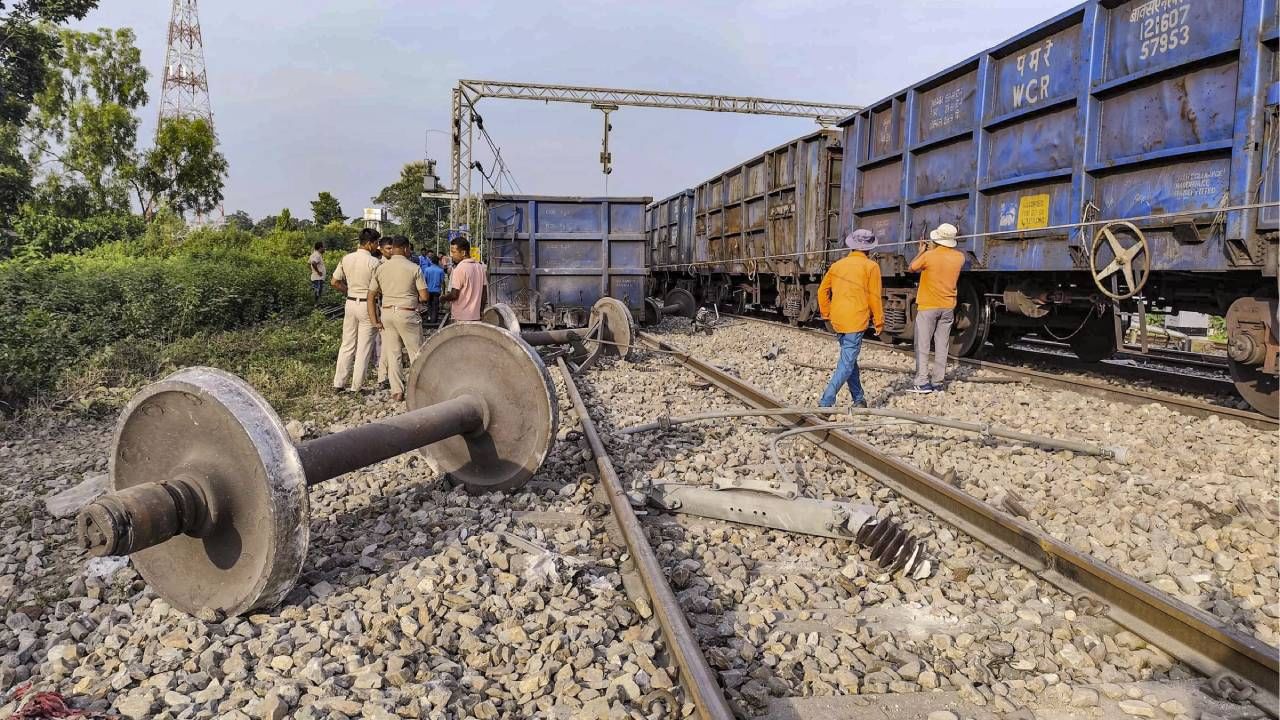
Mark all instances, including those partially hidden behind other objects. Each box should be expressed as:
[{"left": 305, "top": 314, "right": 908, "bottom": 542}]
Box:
[{"left": 75, "top": 322, "right": 559, "bottom": 616}]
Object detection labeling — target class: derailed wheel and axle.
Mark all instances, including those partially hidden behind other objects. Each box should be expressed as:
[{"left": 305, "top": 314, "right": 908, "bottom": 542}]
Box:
[
  {"left": 644, "top": 288, "right": 697, "bottom": 326},
  {"left": 485, "top": 296, "right": 636, "bottom": 361},
  {"left": 76, "top": 322, "right": 557, "bottom": 616}
]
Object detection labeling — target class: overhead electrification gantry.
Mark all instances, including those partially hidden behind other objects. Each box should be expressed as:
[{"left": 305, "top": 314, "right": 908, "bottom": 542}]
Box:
[{"left": 446, "top": 79, "right": 861, "bottom": 222}]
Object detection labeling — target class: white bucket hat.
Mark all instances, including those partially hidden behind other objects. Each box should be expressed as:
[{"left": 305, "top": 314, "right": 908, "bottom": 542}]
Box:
[
  {"left": 844, "top": 229, "right": 877, "bottom": 251},
  {"left": 929, "top": 223, "right": 959, "bottom": 247}
]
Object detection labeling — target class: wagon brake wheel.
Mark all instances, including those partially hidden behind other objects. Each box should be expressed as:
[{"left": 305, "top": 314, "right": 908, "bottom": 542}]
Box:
[{"left": 1090, "top": 221, "right": 1150, "bottom": 301}]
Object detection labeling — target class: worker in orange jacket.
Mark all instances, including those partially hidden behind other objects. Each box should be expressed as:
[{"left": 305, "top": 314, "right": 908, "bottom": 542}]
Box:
[{"left": 817, "top": 229, "right": 885, "bottom": 408}]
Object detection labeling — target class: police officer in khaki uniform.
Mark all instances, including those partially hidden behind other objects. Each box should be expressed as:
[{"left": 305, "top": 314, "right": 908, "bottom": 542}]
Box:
[
  {"left": 331, "top": 228, "right": 383, "bottom": 392},
  {"left": 368, "top": 236, "right": 429, "bottom": 402}
]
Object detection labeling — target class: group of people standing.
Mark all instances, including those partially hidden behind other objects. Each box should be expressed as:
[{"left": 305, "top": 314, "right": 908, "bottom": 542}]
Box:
[
  {"left": 816, "top": 222, "right": 965, "bottom": 408},
  {"left": 324, "top": 228, "right": 487, "bottom": 401}
]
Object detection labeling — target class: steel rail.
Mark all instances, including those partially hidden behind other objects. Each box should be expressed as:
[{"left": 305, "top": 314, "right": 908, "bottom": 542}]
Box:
[
  {"left": 638, "top": 331, "right": 1280, "bottom": 718},
  {"left": 1014, "top": 336, "right": 1231, "bottom": 371},
  {"left": 555, "top": 357, "right": 735, "bottom": 720},
  {"left": 725, "top": 314, "right": 1278, "bottom": 430}
]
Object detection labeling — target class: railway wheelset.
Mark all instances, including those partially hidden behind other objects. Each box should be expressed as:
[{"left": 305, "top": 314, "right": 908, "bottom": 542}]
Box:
[{"left": 73, "top": 296, "right": 651, "bottom": 618}]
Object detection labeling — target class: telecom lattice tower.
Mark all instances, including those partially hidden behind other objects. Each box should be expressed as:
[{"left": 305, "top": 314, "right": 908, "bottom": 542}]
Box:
[{"left": 158, "top": 0, "right": 222, "bottom": 220}]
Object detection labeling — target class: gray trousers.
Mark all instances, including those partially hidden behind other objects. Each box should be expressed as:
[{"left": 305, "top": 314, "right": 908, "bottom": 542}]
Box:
[{"left": 914, "top": 308, "right": 954, "bottom": 385}]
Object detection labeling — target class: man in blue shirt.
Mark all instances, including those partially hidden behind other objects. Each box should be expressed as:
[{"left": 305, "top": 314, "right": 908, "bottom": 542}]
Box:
[{"left": 418, "top": 252, "right": 446, "bottom": 323}]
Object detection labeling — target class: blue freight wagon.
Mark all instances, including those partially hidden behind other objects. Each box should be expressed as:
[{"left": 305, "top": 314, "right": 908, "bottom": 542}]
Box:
[
  {"left": 839, "top": 0, "right": 1278, "bottom": 414},
  {"left": 484, "top": 195, "right": 651, "bottom": 328}
]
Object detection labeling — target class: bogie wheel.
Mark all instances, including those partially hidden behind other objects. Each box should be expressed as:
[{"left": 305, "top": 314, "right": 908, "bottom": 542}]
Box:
[
  {"left": 948, "top": 280, "right": 992, "bottom": 358},
  {"left": 109, "top": 367, "right": 309, "bottom": 616},
  {"left": 406, "top": 323, "right": 558, "bottom": 493},
  {"left": 1229, "top": 360, "right": 1279, "bottom": 417},
  {"left": 1226, "top": 294, "right": 1279, "bottom": 417},
  {"left": 481, "top": 303, "right": 522, "bottom": 333}
]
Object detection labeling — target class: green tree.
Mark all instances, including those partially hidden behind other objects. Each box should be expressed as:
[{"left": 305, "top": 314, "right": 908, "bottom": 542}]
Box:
[
  {"left": 24, "top": 27, "right": 149, "bottom": 214},
  {"left": 253, "top": 214, "right": 278, "bottom": 235},
  {"left": 0, "top": 0, "right": 99, "bottom": 125},
  {"left": 130, "top": 116, "right": 227, "bottom": 219},
  {"left": 0, "top": 124, "right": 34, "bottom": 219},
  {"left": 0, "top": 1, "right": 100, "bottom": 223},
  {"left": 310, "top": 191, "right": 344, "bottom": 226},
  {"left": 373, "top": 161, "right": 448, "bottom": 249},
  {"left": 275, "top": 208, "right": 295, "bottom": 232},
  {"left": 225, "top": 209, "right": 254, "bottom": 232}
]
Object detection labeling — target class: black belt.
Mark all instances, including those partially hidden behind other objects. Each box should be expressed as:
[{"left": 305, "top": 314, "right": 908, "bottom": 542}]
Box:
[{"left": 347, "top": 296, "right": 366, "bottom": 302}]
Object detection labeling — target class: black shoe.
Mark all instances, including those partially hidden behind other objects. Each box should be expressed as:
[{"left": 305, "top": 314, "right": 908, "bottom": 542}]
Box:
[
  {"left": 853, "top": 399, "right": 869, "bottom": 409},
  {"left": 333, "top": 386, "right": 347, "bottom": 394}
]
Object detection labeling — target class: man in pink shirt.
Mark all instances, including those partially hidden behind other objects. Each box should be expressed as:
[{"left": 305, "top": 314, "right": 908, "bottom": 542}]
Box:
[{"left": 442, "top": 237, "right": 487, "bottom": 322}]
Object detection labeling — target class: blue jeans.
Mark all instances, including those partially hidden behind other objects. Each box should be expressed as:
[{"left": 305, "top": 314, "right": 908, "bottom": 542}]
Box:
[{"left": 820, "top": 331, "right": 865, "bottom": 406}]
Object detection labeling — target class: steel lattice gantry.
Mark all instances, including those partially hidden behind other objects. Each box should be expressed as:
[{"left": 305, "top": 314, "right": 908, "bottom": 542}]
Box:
[{"left": 448, "top": 79, "right": 862, "bottom": 231}]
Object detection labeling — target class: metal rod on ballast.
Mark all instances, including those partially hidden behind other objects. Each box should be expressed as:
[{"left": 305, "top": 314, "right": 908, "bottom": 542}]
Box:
[
  {"left": 620, "top": 405, "right": 1126, "bottom": 460},
  {"left": 296, "top": 395, "right": 486, "bottom": 484},
  {"left": 555, "top": 357, "right": 737, "bottom": 720}
]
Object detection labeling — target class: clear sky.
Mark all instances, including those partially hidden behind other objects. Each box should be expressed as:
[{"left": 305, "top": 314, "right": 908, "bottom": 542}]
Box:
[{"left": 73, "top": 0, "right": 1079, "bottom": 221}]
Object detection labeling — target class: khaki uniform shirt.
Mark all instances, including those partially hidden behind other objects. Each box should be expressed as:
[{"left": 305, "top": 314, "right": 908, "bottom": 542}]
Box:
[
  {"left": 332, "top": 248, "right": 380, "bottom": 299},
  {"left": 370, "top": 255, "right": 427, "bottom": 309}
]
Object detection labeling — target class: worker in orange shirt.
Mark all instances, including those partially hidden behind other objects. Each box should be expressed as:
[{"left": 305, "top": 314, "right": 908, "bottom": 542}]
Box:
[
  {"left": 907, "top": 222, "right": 966, "bottom": 393},
  {"left": 817, "top": 229, "right": 884, "bottom": 408}
]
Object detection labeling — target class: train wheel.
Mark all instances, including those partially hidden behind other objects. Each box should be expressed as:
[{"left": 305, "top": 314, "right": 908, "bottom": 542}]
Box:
[
  {"left": 949, "top": 280, "right": 991, "bottom": 358},
  {"left": 1067, "top": 310, "right": 1117, "bottom": 363},
  {"left": 1226, "top": 294, "right": 1279, "bottom": 417},
  {"left": 1229, "top": 359, "right": 1279, "bottom": 417}
]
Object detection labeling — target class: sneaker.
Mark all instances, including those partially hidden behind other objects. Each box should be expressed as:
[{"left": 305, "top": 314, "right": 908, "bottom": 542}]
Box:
[
  {"left": 852, "top": 399, "right": 869, "bottom": 409},
  {"left": 929, "top": 382, "right": 946, "bottom": 392},
  {"left": 906, "top": 384, "right": 933, "bottom": 394}
]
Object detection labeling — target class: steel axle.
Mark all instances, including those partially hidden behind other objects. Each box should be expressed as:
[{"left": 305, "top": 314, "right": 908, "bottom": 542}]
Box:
[
  {"left": 483, "top": 297, "right": 637, "bottom": 365},
  {"left": 73, "top": 322, "right": 559, "bottom": 616},
  {"left": 643, "top": 288, "right": 697, "bottom": 326}
]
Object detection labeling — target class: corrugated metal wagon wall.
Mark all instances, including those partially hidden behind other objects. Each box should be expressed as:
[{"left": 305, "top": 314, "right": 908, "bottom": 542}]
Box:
[
  {"left": 485, "top": 195, "right": 652, "bottom": 327},
  {"left": 693, "top": 130, "right": 843, "bottom": 278},
  {"left": 840, "top": 0, "right": 1278, "bottom": 277}
]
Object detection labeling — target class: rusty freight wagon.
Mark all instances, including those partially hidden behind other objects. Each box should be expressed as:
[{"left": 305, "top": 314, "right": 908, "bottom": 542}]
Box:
[
  {"left": 649, "top": 129, "right": 844, "bottom": 323},
  {"left": 484, "top": 195, "right": 652, "bottom": 328},
  {"left": 838, "top": 0, "right": 1278, "bottom": 415}
]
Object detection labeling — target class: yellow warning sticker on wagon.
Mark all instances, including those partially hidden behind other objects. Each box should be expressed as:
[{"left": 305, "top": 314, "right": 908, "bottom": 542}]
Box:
[{"left": 1017, "top": 194, "right": 1050, "bottom": 230}]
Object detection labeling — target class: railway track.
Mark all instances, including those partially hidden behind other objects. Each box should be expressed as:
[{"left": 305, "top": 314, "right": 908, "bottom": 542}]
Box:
[
  {"left": 725, "top": 314, "right": 1277, "bottom": 431},
  {"left": 1015, "top": 337, "right": 1230, "bottom": 373},
  {"left": 5, "top": 318, "right": 1274, "bottom": 720},
  {"left": 560, "top": 327, "right": 1278, "bottom": 718}
]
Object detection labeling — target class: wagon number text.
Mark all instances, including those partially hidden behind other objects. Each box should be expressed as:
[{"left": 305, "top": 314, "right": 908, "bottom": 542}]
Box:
[{"left": 1137, "top": 4, "right": 1191, "bottom": 60}]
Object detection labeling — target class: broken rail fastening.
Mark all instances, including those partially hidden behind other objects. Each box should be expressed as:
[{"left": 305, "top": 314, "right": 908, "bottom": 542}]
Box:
[{"left": 637, "top": 330, "right": 1280, "bottom": 718}]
